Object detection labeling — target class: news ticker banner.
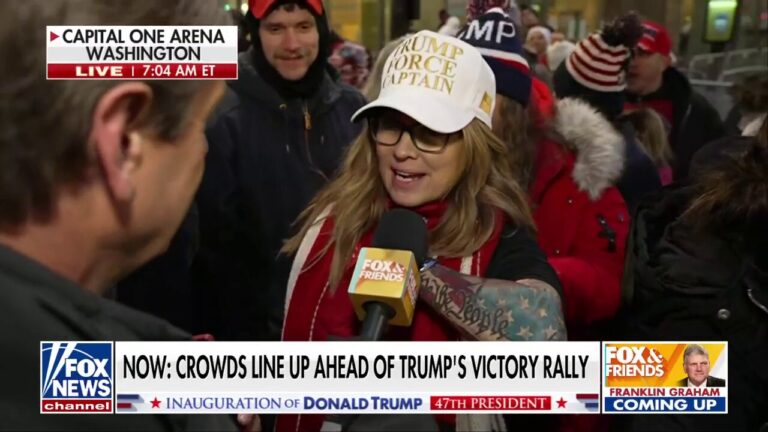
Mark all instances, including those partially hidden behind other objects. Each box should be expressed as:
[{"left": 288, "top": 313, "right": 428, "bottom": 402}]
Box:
[
  {"left": 46, "top": 26, "right": 238, "bottom": 79},
  {"left": 40, "top": 341, "right": 728, "bottom": 415},
  {"left": 42, "top": 341, "right": 600, "bottom": 414},
  {"left": 602, "top": 342, "right": 728, "bottom": 414}
]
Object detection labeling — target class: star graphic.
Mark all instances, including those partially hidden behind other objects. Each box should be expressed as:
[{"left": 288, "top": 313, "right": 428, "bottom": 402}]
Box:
[
  {"left": 151, "top": 397, "right": 161, "bottom": 409},
  {"left": 504, "top": 310, "right": 514, "bottom": 322},
  {"left": 543, "top": 325, "right": 558, "bottom": 340},
  {"left": 476, "top": 298, "right": 486, "bottom": 309},
  {"left": 538, "top": 308, "right": 548, "bottom": 318},
  {"left": 556, "top": 397, "right": 567, "bottom": 408},
  {"left": 496, "top": 297, "right": 507, "bottom": 308},
  {"left": 519, "top": 295, "right": 530, "bottom": 309},
  {"left": 516, "top": 326, "right": 532, "bottom": 340}
]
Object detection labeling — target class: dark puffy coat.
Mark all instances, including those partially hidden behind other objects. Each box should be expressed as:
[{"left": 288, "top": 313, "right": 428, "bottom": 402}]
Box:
[
  {"left": 620, "top": 135, "right": 768, "bottom": 432},
  {"left": 194, "top": 50, "right": 365, "bottom": 341}
]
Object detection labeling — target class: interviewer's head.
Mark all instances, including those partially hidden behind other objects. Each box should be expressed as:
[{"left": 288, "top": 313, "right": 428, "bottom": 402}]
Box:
[
  {"left": 285, "top": 31, "right": 533, "bottom": 287},
  {"left": 0, "top": 0, "right": 228, "bottom": 291}
]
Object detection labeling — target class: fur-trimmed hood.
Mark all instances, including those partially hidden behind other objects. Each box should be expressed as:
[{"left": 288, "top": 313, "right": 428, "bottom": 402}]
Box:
[{"left": 552, "top": 97, "right": 625, "bottom": 200}]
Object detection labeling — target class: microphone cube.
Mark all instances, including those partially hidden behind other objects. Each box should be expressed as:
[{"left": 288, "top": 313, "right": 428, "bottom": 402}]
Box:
[{"left": 348, "top": 247, "right": 421, "bottom": 326}]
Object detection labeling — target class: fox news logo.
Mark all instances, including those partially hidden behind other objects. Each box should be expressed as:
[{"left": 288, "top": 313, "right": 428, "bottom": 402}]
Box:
[
  {"left": 40, "top": 342, "right": 113, "bottom": 413},
  {"left": 606, "top": 345, "right": 665, "bottom": 378},
  {"left": 360, "top": 259, "right": 406, "bottom": 282}
]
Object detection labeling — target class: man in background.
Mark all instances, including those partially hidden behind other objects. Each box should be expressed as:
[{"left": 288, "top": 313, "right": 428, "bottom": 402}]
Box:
[
  {"left": 119, "top": 0, "right": 365, "bottom": 348},
  {"left": 196, "top": 0, "right": 365, "bottom": 342},
  {"left": 520, "top": 3, "right": 541, "bottom": 28},
  {"left": 437, "top": 8, "right": 450, "bottom": 30},
  {"left": 625, "top": 21, "right": 724, "bottom": 180}
]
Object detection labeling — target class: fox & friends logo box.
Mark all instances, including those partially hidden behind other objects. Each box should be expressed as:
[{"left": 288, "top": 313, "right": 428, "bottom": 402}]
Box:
[
  {"left": 40, "top": 342, "right": 113, "bottom": 413},
  {"left": 602, "top": 342, "right": 727, "bottom": 414}
]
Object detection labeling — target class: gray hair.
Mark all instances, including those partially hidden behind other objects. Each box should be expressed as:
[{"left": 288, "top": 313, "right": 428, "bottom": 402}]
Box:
[{"left": 683, "top": 344, "right": 709, "bottom": 362}]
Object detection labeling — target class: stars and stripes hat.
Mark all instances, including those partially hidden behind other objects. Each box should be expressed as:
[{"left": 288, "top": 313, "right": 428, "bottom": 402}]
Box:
[
  {"left": 637, "top": 21, "right": 672, "bottom": 57},
  {"left": 458, "top": 7, "right": 532, "bottom": 106},
  {"left": 553, "top": 13, "right": 642, "bottom": 119}
]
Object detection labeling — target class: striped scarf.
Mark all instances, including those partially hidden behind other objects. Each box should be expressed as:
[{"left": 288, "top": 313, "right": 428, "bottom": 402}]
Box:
[{"left": 279, "top": 200, "right": 504, "bottom": 431}]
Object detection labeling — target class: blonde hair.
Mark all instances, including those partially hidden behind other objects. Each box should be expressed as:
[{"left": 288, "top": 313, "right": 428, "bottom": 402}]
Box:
[
  {"left": 622, "top": 108, "right": 673, "bottom": 167},
  {"left": 362, "top": 36, "right": 407, "bottom": 101},
  {"left": 283, "top": 118, "right": 534, "bottom": 290}
]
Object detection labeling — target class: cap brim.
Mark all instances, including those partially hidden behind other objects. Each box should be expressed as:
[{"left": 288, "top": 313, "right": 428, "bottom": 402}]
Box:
[
  {"left": 351, "top": 93, "right": 474, "bottom": 134},
  {"left": 636, "top": 43, "right": 661, "bottom": 56}
]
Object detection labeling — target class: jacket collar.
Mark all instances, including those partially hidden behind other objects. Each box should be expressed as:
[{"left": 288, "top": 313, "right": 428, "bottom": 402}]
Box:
[
  {"left": 658, "top": 67, "right": 692, "bottom": 105},
  {"left": 230, "top": 48, "right": 344, "bottom": 114},
  {"left": 0, "top": 244, "right": 189, "bottom": 341},
  {"left": 626, "top": 67, "right": 692, "bottom": 126}
]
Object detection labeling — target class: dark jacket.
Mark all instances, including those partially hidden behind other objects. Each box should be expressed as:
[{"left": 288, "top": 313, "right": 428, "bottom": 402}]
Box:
[
  {"left": 192, "top": 50, "right": 366, "bottom": 341},
  {"left": 621, "top": 166, "right": 768, "bottom": 432},
  {"left": 116, "top": 205, "right": 201, "bottom": 332},
  {"left": 625, "top": 67, "right": 724, "bottom": 180},
  {"left": 0, "top": 245, "right": 237, "bottom": 432},
  {"left": 117, "top": 51, "right": 365, "bottom": 341},
  {"left": 676, "top": 376, "right": 726, "bottom": 388}
]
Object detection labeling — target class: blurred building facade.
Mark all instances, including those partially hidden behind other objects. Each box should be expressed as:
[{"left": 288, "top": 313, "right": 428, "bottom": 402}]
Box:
[{"left": 223, "top": 0, "right": 766, "bottom": 61}]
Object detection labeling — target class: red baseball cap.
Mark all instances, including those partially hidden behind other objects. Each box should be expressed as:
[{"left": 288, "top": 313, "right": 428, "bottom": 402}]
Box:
[
  {"left": 248, "top": 0, "right": 324, "bottom": 19},
  {"left": 637, "top": 21, "right": 672, "bottom": 57}
]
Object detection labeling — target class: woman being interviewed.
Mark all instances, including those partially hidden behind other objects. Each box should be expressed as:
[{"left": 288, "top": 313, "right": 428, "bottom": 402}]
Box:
[
  {"left": 283, "top": 31, "right": 563, "bottom": 344},
  {"left": 283, "top": 30, "right": 564, "bottom": 341},
  {"left": 280, "top": 29, "right": 564, "bottom": 431}
]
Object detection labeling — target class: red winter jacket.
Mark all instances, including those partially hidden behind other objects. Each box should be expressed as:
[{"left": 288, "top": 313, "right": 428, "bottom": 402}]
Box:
[
  {"left": 520, "top": 67, "right": 629, "bottom": 432},
  {"left": 527, "top": 77, "right": 629, "bottom": 432},
  {"left": 529, "top": 80, "right": 630, "bottom": 333}
]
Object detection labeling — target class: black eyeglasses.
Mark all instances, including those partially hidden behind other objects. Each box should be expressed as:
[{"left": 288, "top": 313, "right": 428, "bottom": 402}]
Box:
[{"left": 368, "top": 116, "right": 456, "bottom": 154}]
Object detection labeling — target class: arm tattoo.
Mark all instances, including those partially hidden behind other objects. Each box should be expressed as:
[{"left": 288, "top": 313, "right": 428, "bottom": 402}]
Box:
[{"left": 419, "top": 266, "right": 567, "bottom": 341}]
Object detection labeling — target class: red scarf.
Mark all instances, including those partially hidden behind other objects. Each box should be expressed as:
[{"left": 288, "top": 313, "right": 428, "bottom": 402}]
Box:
[{"left": 279, "top": 200, "right": 504, "bottom": 431}]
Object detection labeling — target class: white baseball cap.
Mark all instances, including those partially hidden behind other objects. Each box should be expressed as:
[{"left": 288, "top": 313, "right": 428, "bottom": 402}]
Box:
[{"left": 351, "top": 30, "right": 496, "bottom": 134}]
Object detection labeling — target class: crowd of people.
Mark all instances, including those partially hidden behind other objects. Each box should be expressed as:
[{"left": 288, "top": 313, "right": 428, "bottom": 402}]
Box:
[{"left": 0, "top": 0, "right": 766, "bottom": 431}]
